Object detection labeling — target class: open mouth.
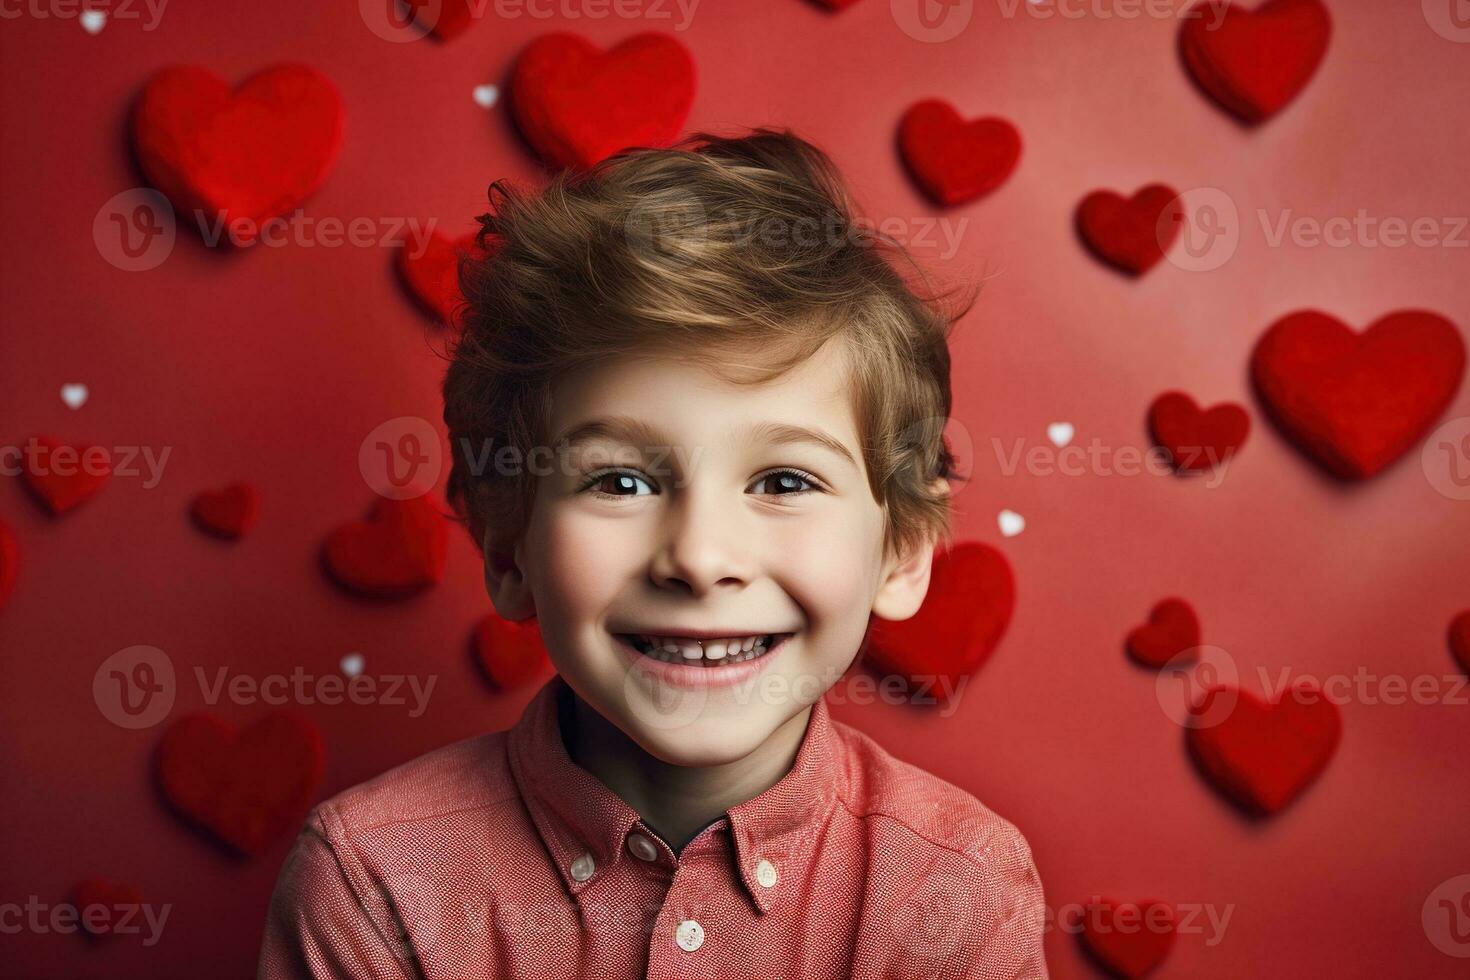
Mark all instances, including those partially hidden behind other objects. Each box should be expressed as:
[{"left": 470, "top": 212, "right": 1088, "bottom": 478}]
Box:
[{"left": 615, "top": 632, "right": 795, "bottom": 667}]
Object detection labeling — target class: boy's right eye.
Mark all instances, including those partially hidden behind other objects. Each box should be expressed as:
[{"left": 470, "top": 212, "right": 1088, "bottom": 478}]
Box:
[{"left": 580, "top": 469, "right": 656, "bottom": 499}]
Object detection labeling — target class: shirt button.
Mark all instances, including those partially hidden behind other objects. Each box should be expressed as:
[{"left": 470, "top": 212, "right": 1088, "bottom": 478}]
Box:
[
  {"left": 755, "top": 858, "right": 778, "bottom": 888},
  {"left": 569, "top": 852, "right": 596, "bottom": 882},
  {"left": 626, "top": 831, "right": 659, "bottom": 862},
  {"left": 675, "top": 918, "right": 704, "bottom": 952}
]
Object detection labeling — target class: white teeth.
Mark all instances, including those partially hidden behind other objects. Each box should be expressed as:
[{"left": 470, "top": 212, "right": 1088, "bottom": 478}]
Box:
[
  {"left": 678, "top": 640, "right": 703, "bottom": 660},
  {"left": 741, "top": 636, "right": 754, "bottom": 652},
  {"left": 628, "top": 633, "right": 781, "bottom": 665},
  {"left": 705, "top": 640, "right": 728, "bottom": 660}
]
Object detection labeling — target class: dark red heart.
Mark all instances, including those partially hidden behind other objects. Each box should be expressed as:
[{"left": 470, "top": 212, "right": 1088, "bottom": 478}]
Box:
[
  {"left": 155, "top": 710, "right": 324, "bottom": 857},
  {"left": 510, "top": 32, "right": 696, "bottom": 171},
  {"left": 20, "top": 435, "right": 111, "bottom": 516},
  {"left": 1079, "top": 898, "right": 1176, "bottom": 978},
  {"left": 1179, "top": 0, "right": 1332, "bottom": 124},
  {"left": 1187, "top": 682, "right": 1340, "bottom": 816},
  {"left": 898, "top": 99, "right": 1021, "bottom": 207},
  {"left": 69, "top": 878, "right": 145, "bottom": 940},
  {"left": 190, "top": 482, "right": 259, "bottom": 539},
  {"left": 402, "top": 0, "right": 478, "bottom": 39},
  {"left": 863, "top": 542, "right": 1015, "bottom": 701},
  {"left": 1449, "top": 611, "right": 1470, "bottom": 676},
  {"left": 1076, "top": 185, "right": 1182, "bottom": 275},
  {"left": 0, "top": 519, "right": 17, "bottom": 611},
  {"left": 1250, "top": 310, "right": 1466, "bottom": 479},
  {"left": 474, "top": 613, "right": 550, "bottom": 691},
  {"left": 1148, "top": 391, "right": 1250, "bottom": 473},
  {"left": 1125, "top": 598, "right": 1200, "bottom": 668},
  {"left": 397, "top": 231, "right": 496, "bottom": 325},
  {"left": 131, "top": 63, "right": 344, "bottom": 245},
  {"left": 323, "top": 495, "right": 449, "bottom": 599}
]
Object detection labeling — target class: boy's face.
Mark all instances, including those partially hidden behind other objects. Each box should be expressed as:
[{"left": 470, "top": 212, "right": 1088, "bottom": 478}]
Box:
[{"left": 487, "top": 337, "right": 939, "bottom": 767}]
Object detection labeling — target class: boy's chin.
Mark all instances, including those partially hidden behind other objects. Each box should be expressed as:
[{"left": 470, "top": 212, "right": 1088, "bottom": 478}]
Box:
[{"left": 627, "top": 715, "right": 784, "bottom": 768}]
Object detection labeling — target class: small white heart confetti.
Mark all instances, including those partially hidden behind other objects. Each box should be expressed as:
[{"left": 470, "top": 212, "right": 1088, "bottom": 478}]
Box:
[
  {"left": 472, "top": 85, "right": 499, "bottom": 109},
  {"left": 1046, "top": 422, "right": 1074, "bottom": 448},
  {"left": 80, "top": 10, "right": 107, "bottom": 34},
  {"left": 60, "top": 383, "right": 89, "bottom": 409},
  {"left": 997, "top": 509, "right": 1025, "bottom": 538},
  {"left": 340, "top": 652, "right": 365, "bottom": 677}
]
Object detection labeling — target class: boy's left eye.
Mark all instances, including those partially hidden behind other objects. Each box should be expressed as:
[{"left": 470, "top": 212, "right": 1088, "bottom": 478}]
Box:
[{"left": 749, "top": 469, "right": 821, "bottom": 496}]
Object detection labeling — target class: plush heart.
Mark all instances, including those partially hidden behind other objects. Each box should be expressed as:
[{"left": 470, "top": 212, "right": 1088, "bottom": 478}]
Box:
[
  {"left": 70, "top": 878, "right": 145, "bottom": 939},
  {"left": 1125, "top": 598, "right": 1200, "bottom": 668},
  {"left": 1179, "top": 0, "right": 1332, "bottom": 125},
  {"left": 323, "top": 495, "right": 449, "bottom": 599},
  {"left": 474, "top": 613, "right": 550, "bottom": 691},
  {"left": 403, "top": 0, "right": 478, "bottom": 39},
  {"left": 155, "top": 710, "right": 324, "bottom": 856},
  {"left": 398, "top": 231, "right": 496, "bottom": 325},
  {"left": 20, "top": 435, "right": 111, "bottom": 516},
  {"left": 131, "top": 63, "right": 344, "bottom": 245},
  {"left": 510, "top": 32, "right": 697, "bottom": 171},
  {"left": 1187, "top": 683, "right": 1340, "bottom": 816},
  {"left": 898, "top": 99, "right": 1021, "bottom": 207},
  {"left": 190, "top": 482, "right": 259, "bottom": 539},
  {"left": 1250, "top": 310, "right": 1466, "bottom": 479},
  {"left": 1079, "top": 898, "right": 1176, "bottom": 978},
  {"left": 1148, "top": 391, "right": 1250, "bottom": 473},
  {"left": 0, "top": 519, "right": 16, "bottom": 611},
  {"left": 1449, "top": 611, "right": 1470, "bottom": 676},
  {"left": 1076, "top": 185, "right": 1182, "bottom": 275},
  {"left": 863, "top": 542, "right": 1015, "bottom": 701}
]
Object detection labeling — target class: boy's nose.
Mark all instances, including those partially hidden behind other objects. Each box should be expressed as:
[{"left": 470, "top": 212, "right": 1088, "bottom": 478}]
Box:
[{"left": 648, "top": 491, "right": 754, "bottom": 597}]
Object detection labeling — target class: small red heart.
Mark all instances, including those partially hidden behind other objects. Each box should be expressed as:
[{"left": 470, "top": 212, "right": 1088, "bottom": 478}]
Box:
[
  {"left": 1079, "top": 897, "right": 1176, "bottom": 978},
  {"left": 397, "top": 231, "right": 496, "bottom": 325},
  {"left": 1125, "top": 598, "right": 1200, "bottom": 669},
  {"left": 864, "top": 542, "right": 1015, "bottom": 701},
  {"left": 1179, "top": 0, "right": 1332, "bottom": 125},
  {"left": 323, "top": 495, "right": 449, "bottom": 599},
  {"left": 190, "top": 482, "right": 259, "bottom": 539},
  {"left": 20, "top": 435, "right": 111, "bottom": 516},
  {"left": 0, "top": 519, "right": 17, "bottom": 611},
  {"left": 402, "top": 0, "right": 478, "bottom": 39},
  {"left": 474, "top": 613, "right": 550, "bottom": 691},
  {"left": 155, "top": 710, "right": 324, "bottom": 857},
  {"left": 510, "top": 32, "right": 697, "bottom": 171},
  {"left": 131, "top": 63, "right": 344, "bottom": 245},
  {"left": 1076, "top": 185, "right": 1182, "bottom": 275},
  {"left": 898, "top": 99, "right": 1021, "bottom": 207},
  {"left": 1187, "top": 682, "right": 1341, "bottom": 816},
  {"left": 1250, "top": 310, "right": 1466, "bottom": 479},
  {"left": 69, "top": 878, "right": 145, "bottom": 940},
  {"left": 1449, "top": 611, "right": 1470, "bottom": 676},
  {"left": 1148, "top": 392, "right": 1250, "bottom": 473}
]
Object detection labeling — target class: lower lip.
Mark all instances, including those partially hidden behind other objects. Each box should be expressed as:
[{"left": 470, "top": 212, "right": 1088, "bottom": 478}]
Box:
[{"left": 613, "top": 633, "right": 793, "bottom": 690}]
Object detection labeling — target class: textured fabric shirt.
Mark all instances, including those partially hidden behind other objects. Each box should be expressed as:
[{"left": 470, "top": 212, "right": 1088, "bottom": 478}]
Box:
[{"left": 258, "top": 673, "right": 1049, "bottom": 979}]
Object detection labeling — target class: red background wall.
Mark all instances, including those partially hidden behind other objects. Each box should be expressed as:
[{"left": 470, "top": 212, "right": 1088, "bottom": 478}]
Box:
[{"left": 2, "top": 1, "right": 1468, "bottom": 977}]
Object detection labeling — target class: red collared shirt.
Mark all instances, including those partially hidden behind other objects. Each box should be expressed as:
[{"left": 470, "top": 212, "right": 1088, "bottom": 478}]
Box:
[{"left": 259, "top": 674, "right": 1049, "bottom": 979}]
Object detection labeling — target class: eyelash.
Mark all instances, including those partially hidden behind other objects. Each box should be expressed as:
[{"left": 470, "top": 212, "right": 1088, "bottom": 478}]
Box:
[{"left": 578, "top": 467, "right": 826, "bottom": 501}]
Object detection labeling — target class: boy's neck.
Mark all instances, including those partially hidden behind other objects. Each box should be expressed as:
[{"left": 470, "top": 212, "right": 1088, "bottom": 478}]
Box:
[{"left": 558, "top": 684, "right": 814, "bottom": 854}]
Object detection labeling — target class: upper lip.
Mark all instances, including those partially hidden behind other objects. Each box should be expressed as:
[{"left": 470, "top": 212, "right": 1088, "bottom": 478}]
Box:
[{"left": 614, "top": 628, "right": 792, "bottom": 640}]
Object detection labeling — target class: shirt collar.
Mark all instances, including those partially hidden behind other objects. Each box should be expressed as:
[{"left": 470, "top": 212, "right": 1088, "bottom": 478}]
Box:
[{"left": 507, "top": 673, "right": 843, "bottom": 914}]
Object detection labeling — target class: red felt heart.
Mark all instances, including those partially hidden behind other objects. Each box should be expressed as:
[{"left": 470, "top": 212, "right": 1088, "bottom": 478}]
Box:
[
  {"left": 69, "top": 878, "right": 145, "bottom": 940},
  {"left": 863, "top": 542, "right": 1015, "bottom": 701},
  {"left": 155, "top": 710, "right": 324, "bottom": 856},
  {"left": 323, "top": 495, "right": 449, "bottom": 599},
  {"left": 131, "top": 63, "right": 344, "bottom": 245},
  {"left": 20, "top": 435, "right": 111, "bottom": 516},
  {"left": 1125, "top": 598, "right": 1200, "bottom": 669},
  {"left": 1179, "top": 0, "right": 1332, "bottom": 124},
  {"left": 403, "top": 0, "right": 478, "bottom": 39},
  {"left": 1250, "top": 310, "right": 1466, "bottom": 479},
  {"left": 397, "top": 231, "right": 496, "bottom": 325},
  {"left": 1148, "top": 391, "right": 1251, "bottom": 473},
  {"left": 190, "top": 482, "right": 259, "bottom": 539},
  {"left": 1079, "top": 898, "right": 1176, "bottom": 978},
  {"left": 898, "top": 99, "right": 1021, "bottom": 207},
  {"left": 0, "top": 519, "right": 17, "bottom": 611},
  {"left": 474, "top": 613, "right": 550, "bottom": 691},
  {"left": 510, "top": 32, "right": 697, "bottom": 171},
  {"left": 1076, "top": 185, "right": 1182, "bottom": 275},
  {"left": 1187, "top": 682, "right": 1340, "bottom": 816},
  {"left": 1449, "top": 611, "right": 1470, "bottom": 676}
]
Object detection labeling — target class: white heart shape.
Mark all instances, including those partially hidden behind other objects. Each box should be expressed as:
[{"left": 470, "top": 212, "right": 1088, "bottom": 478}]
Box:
[
  {"left": 340, "top": 652, "right": 365, "bottom": 677},
  {"left": 997, "top": 509, "right": 1025, "bottom": 538},
  {"left": 60, "top": 383, "right": 89, "bottom": 409},
  {"left": 80, "top": 10, "right": 107, "bottom": 34},
  {"left": 472, "top": 85, "right": 499, "bottom": 109},
  {"left": 1046, "top": 422, "right": 1074, "bottom": 448}
]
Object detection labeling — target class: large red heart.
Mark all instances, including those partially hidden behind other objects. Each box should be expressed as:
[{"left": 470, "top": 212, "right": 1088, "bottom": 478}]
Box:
[
  {"left": 155, "top": 710, "right": 324, "bottom": 856},
  {"left": 70, "top": 877, "right": 145, "bottom": 940},
  {"left": 1179, "top": 0, "right": 1332, "bottom": 125},
  {"left": 190, "top": 482, "right": 259, "bottom": 539},
  {"left": 397, "top": 231, "right": 496, "bottom": 326},
  {"left": 474, "top": 613, "right": 550, "bottom": 691},
  {"left": 1079, "top": 898, "right": 1176, "bottom": 978},
  {"left": 1076, "top": 185, "right": 1182, "bottom": 275},
  {"left": 1449, "top": 611, "right": 1470, "bottom": 676},
  {"left": 863, "top": 542, "right": 1015, "bottom": 702},
  {"left": 1125, "top": 598, "right": 1200, "bottom": 669},
  {"left": 1250, "top": 310, "right": 1466, "bottom": 479},
  {"left": 509, "top": 32, "right": 696, "bottom": 171},
  {"left": 1187, "top": 683, "right": 1340, "bottom": 816},
  {"left": 323, "top": 495, "right": 449, "bottom": 599},
  {"left": 131, "top": 63, "right": 344, "bottom": 245},
  {"left": 20, "top": 435, "right": 111, "bottom": 516},
  {"left": 898, "top": 99, "right": 1021, "bottom": 207},
  {"left": 1148, "top": 391, "right": 1250, "bottom": 473},
  {"left": 0, "top": 519, "right": 17, "bottom": 611},
  {"left": 403, "top": 0, "right": 478, "bottom": 39}
]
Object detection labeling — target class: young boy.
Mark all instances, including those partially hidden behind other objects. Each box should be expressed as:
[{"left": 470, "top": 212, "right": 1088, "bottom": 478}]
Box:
[{"left": 259, "top": 129, "right": 1048, "bottom": 979}]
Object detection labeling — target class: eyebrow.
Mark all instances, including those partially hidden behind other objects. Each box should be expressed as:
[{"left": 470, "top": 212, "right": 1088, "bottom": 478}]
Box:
[{"left": 553, "top": 415, "right": 859, "bottom": 470}]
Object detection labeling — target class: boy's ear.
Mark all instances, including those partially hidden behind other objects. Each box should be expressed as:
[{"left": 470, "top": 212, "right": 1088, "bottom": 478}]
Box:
[
  {"left": 871, "top": 478, "right": 948, "bottom": 622},
  {"left": 483, "top": 531, "right": 537, "bottom": 621}
]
